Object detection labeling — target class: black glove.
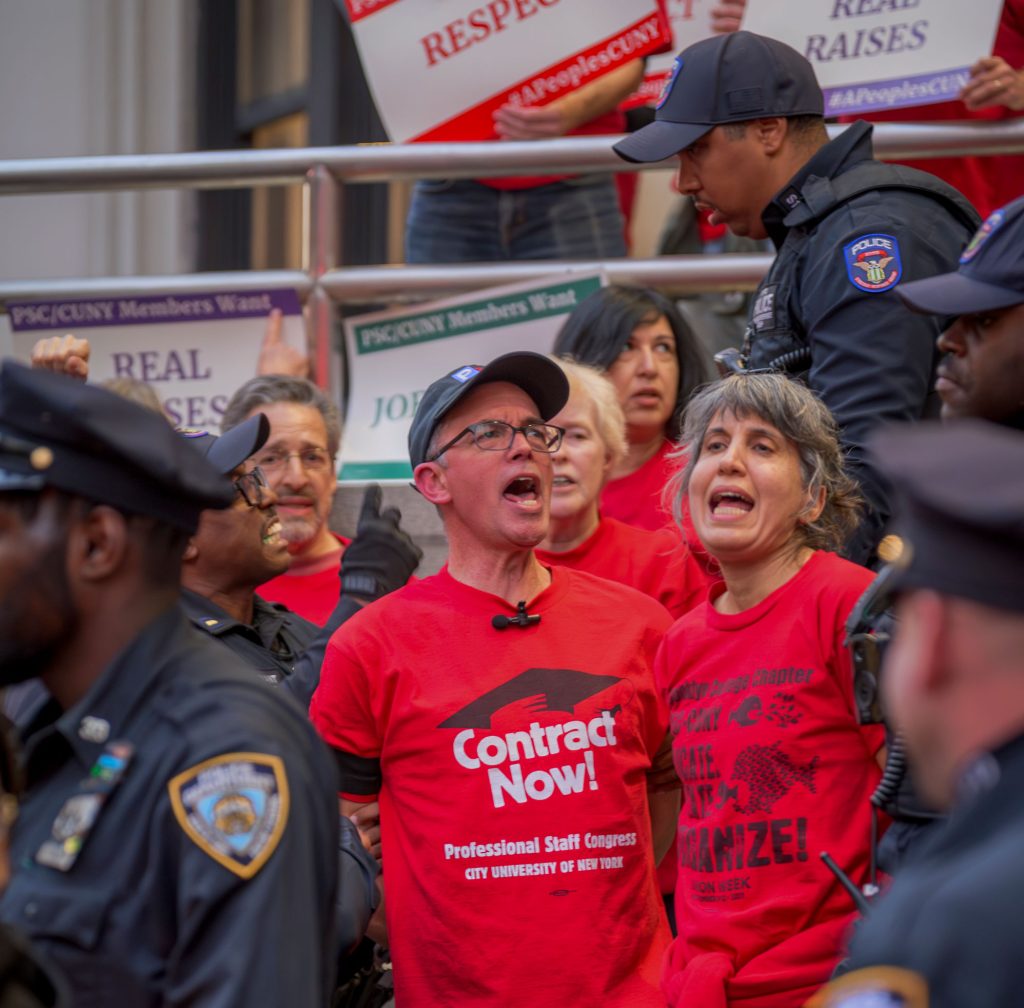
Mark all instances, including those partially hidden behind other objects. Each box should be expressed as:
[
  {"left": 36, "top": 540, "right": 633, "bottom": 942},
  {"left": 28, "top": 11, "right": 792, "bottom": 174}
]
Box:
[{"left": 340, "top": 484, "right": 423, "bottom": 601}]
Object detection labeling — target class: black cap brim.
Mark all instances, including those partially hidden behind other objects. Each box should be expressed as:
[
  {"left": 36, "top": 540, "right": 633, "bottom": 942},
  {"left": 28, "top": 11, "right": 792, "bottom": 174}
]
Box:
[
  {"left": 897, "top": 272, "right": 1024, "bottom": 316},
  {"left": 613, "top": 120, "right": 713, "bottom": 164},
  {"left": 199, "top": 414, "right": 270, "bottom": 475}
]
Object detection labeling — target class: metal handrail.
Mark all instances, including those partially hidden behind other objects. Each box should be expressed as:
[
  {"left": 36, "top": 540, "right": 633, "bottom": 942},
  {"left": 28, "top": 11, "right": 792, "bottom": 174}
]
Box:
[
  {"left": 0, "top": 121, "right": 1022, "bottom": 194},
  {"left": 3, "top": 120, "right": 1021, "bottom": 387}
]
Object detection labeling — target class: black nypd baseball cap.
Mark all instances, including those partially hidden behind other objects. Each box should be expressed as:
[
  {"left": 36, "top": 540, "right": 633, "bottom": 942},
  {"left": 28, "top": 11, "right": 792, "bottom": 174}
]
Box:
[
  {"left": 408, "top": 351, "right": 569, "bottom": 468},
  {"left": 0, "top": 361, "right": 233, "bottom": 531},
  {"left": 898, "top": 195, "right": 1024, "bottom": 316},
  {"left": 179, "top": 413, "right": 270, "bottom": 476},
  {"left": 614, "top": 31, "right": 824, "bottom": 164},
  {"left": 871, "top": 420, "right": 1024, "bottom": 614}
]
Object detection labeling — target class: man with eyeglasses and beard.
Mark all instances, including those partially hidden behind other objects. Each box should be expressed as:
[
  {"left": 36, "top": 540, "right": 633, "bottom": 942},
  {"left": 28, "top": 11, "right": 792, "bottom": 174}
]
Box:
[
  {"left": 311, "top": 352, "right": 681, "bottom": 1008},
  {"left": 221, "top": 376, "right": 359, "bottom": 626}
]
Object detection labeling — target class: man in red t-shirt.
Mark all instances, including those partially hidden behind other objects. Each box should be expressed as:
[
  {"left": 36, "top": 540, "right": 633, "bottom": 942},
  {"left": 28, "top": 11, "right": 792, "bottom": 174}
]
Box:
[
  {"left": 311, "top": 352, "right": 678, "bottom": 1007},
  {"left": 221, "top": 374, "right": 353, "bottom": 626}
]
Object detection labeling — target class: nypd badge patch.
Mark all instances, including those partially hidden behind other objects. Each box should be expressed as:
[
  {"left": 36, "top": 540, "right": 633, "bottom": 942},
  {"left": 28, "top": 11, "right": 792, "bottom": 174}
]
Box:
[
  {"left": 844, "top": 234, "right": 903, "bottom": 293},
  {"left": 168, "top": 753, "right": 289, "bottom": 879},
  {"left": 805, "top": 965, "right": 929, "bottom": 1007}
]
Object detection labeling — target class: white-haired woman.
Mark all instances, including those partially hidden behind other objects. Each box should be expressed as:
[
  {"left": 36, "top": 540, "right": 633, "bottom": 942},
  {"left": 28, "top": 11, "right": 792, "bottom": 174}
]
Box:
[
  {"left": 536, "top": 357, "right": 708, "bottom": 620},
  {"left": 655, "top": 373, "right": 885, "bottom": 1008}
]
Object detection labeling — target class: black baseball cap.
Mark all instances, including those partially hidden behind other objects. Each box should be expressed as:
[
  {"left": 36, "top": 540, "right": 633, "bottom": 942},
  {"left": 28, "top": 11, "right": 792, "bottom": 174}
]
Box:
[
  {"left": 0, "top": 361, "right": 233, "bottom": 532},
  {"left": 898, "top": 196, "right": 1024, "bottom": 316},
  {"left": 871, "top": 420, "right": 1024, "bottom": 614},
  {"left": 614, "top": 31, "right": 824, "bottom": 164},
  {"left": 408, "top": 351, "right": 569, "bottom": 468},
  {"left": 178, "top": 413, "right": 270, "bottom": 476}
]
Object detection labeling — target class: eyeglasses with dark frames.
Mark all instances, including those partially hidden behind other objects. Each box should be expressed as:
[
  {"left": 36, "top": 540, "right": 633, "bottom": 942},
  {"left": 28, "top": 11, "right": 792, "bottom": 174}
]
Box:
[
  {"left": 233, "top": 466, "right": 269, "bottom": 508},
  {"left": 428, "top": 420, "right": 564, "bottom": 462}
]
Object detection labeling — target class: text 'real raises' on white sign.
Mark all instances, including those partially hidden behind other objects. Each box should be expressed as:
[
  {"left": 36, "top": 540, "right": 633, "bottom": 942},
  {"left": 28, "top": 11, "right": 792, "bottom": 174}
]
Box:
[
  {"left": 344, "top": 0, "right": 670, "bottom": 142},
  {"left": 742, "top": 0, "right": 1003, "bottom": 116}
]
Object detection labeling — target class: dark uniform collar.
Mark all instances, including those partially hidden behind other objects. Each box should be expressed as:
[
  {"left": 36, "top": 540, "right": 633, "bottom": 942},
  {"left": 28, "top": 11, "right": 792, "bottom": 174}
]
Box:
[
  {"left": 762, "top": 121, "right": 875, "bottom": 248},
  {"left": 179, "top": 588, "right": 290, "bottom": 653},
  {"left": 22, "top": 604, "right": 185, "bottom": 783}
]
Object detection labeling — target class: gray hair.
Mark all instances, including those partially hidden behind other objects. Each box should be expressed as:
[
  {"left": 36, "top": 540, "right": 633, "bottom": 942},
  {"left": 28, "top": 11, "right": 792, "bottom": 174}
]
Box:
[
  {"left": 551, "top": 356, "right": 628, "bottom": 470},
  {"left": 671, "top": 373, "right": 862, "bottom": 552},
  {"left": 221, "top": 375, "right": 342, "bottom": 455}
]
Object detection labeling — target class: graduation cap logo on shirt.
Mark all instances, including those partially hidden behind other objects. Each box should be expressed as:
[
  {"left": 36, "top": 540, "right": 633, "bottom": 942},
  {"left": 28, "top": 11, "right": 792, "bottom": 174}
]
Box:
[{"left": 438, "top": 668, "right": 624, "bottom": 729}]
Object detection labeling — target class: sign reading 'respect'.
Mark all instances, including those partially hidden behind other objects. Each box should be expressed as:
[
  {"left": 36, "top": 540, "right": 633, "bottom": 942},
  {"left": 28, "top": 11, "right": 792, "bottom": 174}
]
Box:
[{"left": 344, "top": 0, "right": 669, "bottom": 142}]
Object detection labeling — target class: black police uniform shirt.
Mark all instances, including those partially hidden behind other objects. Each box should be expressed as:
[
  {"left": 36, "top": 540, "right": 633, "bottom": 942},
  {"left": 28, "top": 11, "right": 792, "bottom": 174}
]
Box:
[
  {"left": 746, "top": 121, "right": 980, "bottom": 565},
  {"left": 179, "top": 588, "right": 318, "bottom": 687},
  {"left": 811, "top": 733, "right": 1024, "bottom": 1007},
  {"left": 0, "top": 605, "right": 339, "bottom": 1008},
  {"left": 180, "top": 588, "right": 364, "bottom": 710}
]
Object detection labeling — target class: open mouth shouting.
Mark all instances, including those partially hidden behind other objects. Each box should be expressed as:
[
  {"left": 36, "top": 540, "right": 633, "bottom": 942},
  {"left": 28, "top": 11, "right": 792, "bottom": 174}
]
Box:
[
  {"left": 503, "top": 474, "right": 543, "bottom": 510},
  {"left": 710, "top": 487, "right": 754, "bottom": 518}
]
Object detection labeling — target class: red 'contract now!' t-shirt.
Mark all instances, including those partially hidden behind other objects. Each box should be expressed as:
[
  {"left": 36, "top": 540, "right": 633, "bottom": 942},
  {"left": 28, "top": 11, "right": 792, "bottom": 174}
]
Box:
[{"left": 312, "top": 566, "right": 672, "bottom": 1007}]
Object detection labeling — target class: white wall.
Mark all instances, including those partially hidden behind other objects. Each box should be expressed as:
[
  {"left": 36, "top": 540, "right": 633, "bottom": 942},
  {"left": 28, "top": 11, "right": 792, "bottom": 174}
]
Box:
[{"left": 0, "top": 0, "right": 197, "bottom": 284}]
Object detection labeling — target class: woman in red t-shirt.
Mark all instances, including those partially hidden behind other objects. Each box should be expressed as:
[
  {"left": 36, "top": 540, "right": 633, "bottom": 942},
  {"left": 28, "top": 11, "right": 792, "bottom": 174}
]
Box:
[
  {"left": 655, "top": 373, "right": 885, "bottom": 1007},
  {"left": 552, "top": 284, "right": 712, "bottom": 533}
]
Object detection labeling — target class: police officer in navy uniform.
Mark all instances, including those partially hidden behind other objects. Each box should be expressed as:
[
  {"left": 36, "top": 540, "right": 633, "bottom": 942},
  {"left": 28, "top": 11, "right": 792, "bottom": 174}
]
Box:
[
  {"left": 809, "top": 420, "right": 1024, "bottom": 1008},
  {"left": 179, "top": 417, "right": 422, "bottom": 709},
  {"left": 614, "top": 31, "right": 980, "bottom": 566},
  {"left": 0, "top": 361, "right": 339, "bottom": 1007},
  {"left": 898, "top": 192, "right": 1024, "bottom": 431}
]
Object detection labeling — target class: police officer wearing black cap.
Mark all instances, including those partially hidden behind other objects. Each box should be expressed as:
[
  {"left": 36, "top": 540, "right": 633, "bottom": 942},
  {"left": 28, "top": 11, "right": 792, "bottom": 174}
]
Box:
[
  {"left": 0, "top": 361, "right": 339, "bottom": 1006},
  {"left": 179, "top": 417, "right": 422, "bottom": 709},
  {"left": 899, "top": 193, "right": 1024, "bottom": 429},
  {"left": 809, "top": 420, "right": 1024, "bottom": 1008},
  {"left": 614, "top": 30, "right": 981, "bottom": 566}
]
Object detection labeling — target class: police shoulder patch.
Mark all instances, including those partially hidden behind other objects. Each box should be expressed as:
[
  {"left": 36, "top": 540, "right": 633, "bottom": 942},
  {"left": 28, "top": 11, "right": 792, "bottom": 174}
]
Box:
[
  {"left": 805, "top": 965, "right": 929, "bottom": 1007},
  {"left": 843, "top": 233, "right": 903, "bottom": 293},
  {"left": 168, "top": 752, "right": 289, "bottom": 879}
]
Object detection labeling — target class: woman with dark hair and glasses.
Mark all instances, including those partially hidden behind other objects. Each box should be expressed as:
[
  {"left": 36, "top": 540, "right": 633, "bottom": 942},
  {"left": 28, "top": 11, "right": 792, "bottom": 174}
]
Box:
[{"left": 553, "top": 284, "right": 712, "bottom": 533}]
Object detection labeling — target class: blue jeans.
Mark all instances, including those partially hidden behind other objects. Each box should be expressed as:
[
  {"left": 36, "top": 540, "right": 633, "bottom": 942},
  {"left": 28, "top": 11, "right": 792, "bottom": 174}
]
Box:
[{"left": 405, "top": 175, "right": 627, "bottom": 263}]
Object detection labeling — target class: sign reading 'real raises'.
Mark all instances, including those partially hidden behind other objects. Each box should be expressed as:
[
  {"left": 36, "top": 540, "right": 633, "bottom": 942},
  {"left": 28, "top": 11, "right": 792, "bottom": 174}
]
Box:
[
  {"left": 742, "top": 0, "right": 1003, "bottom": 115},
  {"left": 344, "top": 0, "right": 669, "bottom": 142},
  {"left": 7, "top": 289, "right": 306, "bottom": 431}
]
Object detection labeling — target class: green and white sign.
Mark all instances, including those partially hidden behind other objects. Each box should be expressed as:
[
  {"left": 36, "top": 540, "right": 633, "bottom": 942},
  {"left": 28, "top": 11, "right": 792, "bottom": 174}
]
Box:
[{"left": 339, "top": 272, "right": 604, "bottom": 482}]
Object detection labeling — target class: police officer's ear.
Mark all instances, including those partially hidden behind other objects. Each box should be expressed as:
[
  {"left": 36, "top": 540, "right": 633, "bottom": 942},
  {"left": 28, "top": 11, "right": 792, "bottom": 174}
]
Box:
[
  {"left": 413, "top": 460, "right": 452, "bottom": 506},
  {"left": 68, "top": 504, "right": 130, "bottom": 582},
  {"left": 182, "top": 537, "right": 199, "bottom": 565},
  {"left": 752, "top": 117, "right": 788, "bottom": 156}
]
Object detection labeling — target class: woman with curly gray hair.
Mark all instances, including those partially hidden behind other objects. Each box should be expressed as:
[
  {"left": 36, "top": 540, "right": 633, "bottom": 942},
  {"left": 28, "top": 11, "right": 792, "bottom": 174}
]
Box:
[{"left": 654, "top": 374, "right": 886, "bottom": 1008}]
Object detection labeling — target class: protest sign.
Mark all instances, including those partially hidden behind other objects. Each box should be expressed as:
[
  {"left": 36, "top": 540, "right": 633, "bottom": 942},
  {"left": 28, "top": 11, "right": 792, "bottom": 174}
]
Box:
[
  {"left": 742, "top": 0, "right": 1003, "bottom": 116},
  {"left": 6, "top": 289, "right": 305, "bottom": 431},
  {"left": 343, "top": 0, "right": 669, "bottom": 142},
  {"left": 627, "top": 0, "right": 718, "bottom": 108},
  {"left": 339, "top": 272, "right": 604, "bottom": 483}
]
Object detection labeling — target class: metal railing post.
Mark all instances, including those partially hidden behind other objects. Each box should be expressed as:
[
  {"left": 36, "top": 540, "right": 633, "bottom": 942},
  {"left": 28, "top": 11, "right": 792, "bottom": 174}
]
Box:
[{"left": 303, "top": 164, "right": 340, "bottom": 396}]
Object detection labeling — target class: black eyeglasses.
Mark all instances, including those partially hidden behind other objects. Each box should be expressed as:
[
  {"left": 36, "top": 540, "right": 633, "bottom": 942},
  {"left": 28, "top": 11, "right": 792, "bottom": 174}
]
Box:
[
  {"left": 233, "top": 466, "right": 269, "bottom": 508},
  {"left": 428, "top": 420, "right": 564, "bottom": 462}
]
